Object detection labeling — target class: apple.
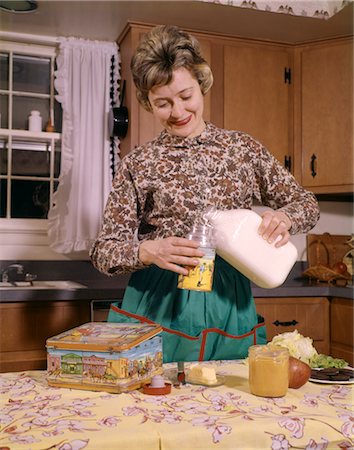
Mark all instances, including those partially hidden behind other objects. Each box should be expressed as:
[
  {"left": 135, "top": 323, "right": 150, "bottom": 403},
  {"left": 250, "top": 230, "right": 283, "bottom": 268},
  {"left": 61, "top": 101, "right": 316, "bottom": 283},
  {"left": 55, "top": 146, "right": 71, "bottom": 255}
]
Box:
[{"left": 288, "top": 356, "right": 311, "bottom": 388}]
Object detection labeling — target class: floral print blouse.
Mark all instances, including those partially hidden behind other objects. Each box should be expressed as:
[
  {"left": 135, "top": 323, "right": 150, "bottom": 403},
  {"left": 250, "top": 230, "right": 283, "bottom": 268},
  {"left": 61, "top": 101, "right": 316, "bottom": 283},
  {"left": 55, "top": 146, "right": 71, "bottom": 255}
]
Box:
[{"left": 90, "top": 122, "right": 319, "bottom": 275}]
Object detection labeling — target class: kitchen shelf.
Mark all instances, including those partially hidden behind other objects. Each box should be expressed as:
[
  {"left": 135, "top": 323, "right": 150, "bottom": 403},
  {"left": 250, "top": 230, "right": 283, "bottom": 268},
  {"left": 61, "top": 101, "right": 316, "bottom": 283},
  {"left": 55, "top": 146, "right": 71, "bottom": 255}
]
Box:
[{"left": 0, "top": 128, "right": 61, "bottom": 141}]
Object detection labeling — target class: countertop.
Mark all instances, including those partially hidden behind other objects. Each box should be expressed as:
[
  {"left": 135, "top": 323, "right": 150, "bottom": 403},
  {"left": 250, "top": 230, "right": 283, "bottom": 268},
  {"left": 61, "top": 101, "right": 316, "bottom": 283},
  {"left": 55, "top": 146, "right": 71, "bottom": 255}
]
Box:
[{"left": 0, "top": 260, "right": 352, "bottom": 302}]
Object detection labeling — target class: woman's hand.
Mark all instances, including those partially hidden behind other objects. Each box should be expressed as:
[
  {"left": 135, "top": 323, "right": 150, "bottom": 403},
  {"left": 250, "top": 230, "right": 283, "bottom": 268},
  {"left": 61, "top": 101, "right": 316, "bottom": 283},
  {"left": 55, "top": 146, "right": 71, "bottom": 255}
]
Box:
[
  {"left": 138, "top": 237, "right": 204, "bottom": 275},
  {"left": 258, "top": 210, "right": 292, "bottom": 248}
]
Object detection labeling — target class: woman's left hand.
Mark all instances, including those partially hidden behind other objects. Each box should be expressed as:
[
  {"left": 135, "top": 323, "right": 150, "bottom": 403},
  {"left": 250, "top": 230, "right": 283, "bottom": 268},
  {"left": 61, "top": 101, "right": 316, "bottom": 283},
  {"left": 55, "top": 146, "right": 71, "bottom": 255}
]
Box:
[{"left": 258, "top": 210, "right": 292, "bottom": 247}]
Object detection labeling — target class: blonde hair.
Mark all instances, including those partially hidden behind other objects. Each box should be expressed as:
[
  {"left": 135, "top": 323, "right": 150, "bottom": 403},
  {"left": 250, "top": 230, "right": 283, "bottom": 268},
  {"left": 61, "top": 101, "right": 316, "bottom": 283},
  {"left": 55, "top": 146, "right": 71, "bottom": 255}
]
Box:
[{"left": 131, "top": 25, "right": 213, "bottom": 112}]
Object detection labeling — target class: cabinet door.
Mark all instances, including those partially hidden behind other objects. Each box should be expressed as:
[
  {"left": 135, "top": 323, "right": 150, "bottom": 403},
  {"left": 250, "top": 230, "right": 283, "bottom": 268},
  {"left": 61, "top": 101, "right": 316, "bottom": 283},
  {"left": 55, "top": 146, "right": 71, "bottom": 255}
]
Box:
[
  {"left": 255, "top": 297, "right": 330, "bottom": 355},
  {"left": 330, "top": 297, "right": 353, "bottom": 366},
  {"left": 0, "top": 300, "right": 91, "bottom": 372},
  {"left": 224, "top": 44, "right": 292, "bottom": 168},
  {"left": 300, "top": 40, "right": 353, "bottom": 192}
]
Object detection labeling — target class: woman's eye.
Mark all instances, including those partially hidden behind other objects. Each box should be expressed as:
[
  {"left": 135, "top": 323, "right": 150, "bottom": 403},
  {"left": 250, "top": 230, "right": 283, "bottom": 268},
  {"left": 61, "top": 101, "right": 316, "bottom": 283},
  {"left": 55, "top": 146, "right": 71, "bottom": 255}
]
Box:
[
  {"left": 182, "top": 96, "right": 191, "bottom": 101},
  {"left": 157, "top": 102, "right": 168, "bottom": 109}
]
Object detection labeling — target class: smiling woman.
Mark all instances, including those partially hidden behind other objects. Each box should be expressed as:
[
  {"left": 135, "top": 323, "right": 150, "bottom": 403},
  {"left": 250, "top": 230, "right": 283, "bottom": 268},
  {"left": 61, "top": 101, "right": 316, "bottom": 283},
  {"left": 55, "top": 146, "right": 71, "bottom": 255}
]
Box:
[{"left": 90, "top": 24, "right": 320, "bottom": 364}]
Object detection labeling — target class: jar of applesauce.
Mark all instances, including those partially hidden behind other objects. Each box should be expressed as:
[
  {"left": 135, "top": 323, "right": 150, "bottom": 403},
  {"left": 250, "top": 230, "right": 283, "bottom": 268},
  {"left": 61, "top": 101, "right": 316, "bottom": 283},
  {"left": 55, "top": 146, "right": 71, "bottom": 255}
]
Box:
[{"left": 248, "top": 345, "right": 289, "bottom": 397}]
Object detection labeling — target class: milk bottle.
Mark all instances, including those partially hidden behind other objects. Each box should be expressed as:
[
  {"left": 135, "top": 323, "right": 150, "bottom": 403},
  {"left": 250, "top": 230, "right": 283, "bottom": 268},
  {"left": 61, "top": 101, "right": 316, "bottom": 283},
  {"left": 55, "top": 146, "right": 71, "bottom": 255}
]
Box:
[{"left": 203, "top": 207, "right": 298, "bottom": 289}]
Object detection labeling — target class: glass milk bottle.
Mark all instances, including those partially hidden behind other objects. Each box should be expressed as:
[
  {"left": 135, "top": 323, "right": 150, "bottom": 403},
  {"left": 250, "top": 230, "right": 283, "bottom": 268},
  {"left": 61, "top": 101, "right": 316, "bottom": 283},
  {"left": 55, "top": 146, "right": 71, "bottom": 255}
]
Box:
[
  {"left": 203, "top": 207, "right": 298, "bottom": 289},
  {"left": 177, "top": 224, "right": 216, "bottom": 292}
]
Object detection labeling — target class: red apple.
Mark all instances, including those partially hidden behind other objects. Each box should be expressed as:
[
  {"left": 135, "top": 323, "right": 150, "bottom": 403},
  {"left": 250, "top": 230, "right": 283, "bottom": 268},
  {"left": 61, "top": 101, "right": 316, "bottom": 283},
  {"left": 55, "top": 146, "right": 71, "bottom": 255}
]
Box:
[{"left": 288, "top": 356, "right": 311, "bottom": 388}]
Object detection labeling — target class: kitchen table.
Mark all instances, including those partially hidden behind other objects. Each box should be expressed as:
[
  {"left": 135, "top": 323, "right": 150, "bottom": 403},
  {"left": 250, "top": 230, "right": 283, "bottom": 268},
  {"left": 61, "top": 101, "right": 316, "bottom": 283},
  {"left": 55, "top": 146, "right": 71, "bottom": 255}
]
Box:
[{"left": 0, "top": 361, "right": 352, "bottom": 450}]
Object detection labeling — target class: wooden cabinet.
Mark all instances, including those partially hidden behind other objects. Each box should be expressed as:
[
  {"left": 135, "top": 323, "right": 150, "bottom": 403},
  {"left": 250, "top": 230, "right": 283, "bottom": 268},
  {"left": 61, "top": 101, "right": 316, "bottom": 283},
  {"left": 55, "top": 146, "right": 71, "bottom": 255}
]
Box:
[
  {"left": 119, "top": 23, "right": 352, "bottom": 192},
  {"left": 330, "top": 297, "right": 353, "bottom": 366},
  {"left": 0, "top": 300, "right": 91, "bottom": 373},
  {"left": 294, "top": 39, "right": 353, "bottom": 193},
  {"left": 223, "top": 43, "right": 292, "bottom": 168},
  {"left": 255, "top": 297, "right": 330, "bottom": 355}
]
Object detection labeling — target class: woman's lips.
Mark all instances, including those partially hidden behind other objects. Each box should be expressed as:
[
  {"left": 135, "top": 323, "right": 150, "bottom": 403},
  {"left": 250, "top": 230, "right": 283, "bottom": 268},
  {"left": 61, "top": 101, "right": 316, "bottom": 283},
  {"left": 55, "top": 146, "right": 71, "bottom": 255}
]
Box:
[{"left": 171, "top": 116, "right": 191, "bottom": 127}]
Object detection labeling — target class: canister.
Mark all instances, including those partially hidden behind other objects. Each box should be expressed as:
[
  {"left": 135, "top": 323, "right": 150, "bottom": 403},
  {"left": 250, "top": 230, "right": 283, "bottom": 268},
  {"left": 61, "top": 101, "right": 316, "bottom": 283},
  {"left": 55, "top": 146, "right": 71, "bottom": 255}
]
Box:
[
  {"left": 46, "top": 322, "right": 163, "bottom": 393},
  {"left": 177, "top": 224, "right": 216, "bottom": 292}
]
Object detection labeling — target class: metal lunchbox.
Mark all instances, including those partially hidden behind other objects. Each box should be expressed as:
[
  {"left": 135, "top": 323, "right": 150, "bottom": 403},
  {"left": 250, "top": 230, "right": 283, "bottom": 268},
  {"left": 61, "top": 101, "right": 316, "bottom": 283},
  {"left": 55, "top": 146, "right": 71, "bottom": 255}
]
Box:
[{"left": 46, "top": 322, "right": 163, "bottom": 393}]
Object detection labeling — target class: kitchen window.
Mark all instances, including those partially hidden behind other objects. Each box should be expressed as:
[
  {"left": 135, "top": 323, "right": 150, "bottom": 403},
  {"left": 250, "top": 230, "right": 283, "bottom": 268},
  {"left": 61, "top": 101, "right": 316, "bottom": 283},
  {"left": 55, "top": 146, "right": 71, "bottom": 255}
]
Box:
[{"left": 0, "top": 40, "right": 61, "bottom": 228}]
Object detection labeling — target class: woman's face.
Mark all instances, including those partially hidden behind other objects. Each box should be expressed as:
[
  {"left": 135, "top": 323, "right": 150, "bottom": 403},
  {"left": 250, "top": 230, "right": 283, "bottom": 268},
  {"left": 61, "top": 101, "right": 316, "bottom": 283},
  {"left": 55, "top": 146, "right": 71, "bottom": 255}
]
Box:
[{"left": 148, "top": 67, "right": 205, "bottom": 138}]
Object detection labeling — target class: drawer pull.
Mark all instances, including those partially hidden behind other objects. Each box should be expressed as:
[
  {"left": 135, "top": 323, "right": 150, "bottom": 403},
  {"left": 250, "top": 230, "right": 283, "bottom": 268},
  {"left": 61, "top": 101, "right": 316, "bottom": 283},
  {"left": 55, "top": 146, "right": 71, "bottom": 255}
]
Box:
[{"left": 273, "top": 319, "right": 298, "bottom": 327}]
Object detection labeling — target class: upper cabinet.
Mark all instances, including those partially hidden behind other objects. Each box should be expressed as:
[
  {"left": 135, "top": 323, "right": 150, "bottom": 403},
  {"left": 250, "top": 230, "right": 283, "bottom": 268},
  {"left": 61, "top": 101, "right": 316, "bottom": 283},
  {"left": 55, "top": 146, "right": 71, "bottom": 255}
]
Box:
[
  {"left": 118, "top": 23, "right": 353, "bottom": 193},
  {"left": 294, "top": 39, "right": 353, "bottom": 193},
  {"left": 223, "top": 43, "right": 292, "bottom": 169}
]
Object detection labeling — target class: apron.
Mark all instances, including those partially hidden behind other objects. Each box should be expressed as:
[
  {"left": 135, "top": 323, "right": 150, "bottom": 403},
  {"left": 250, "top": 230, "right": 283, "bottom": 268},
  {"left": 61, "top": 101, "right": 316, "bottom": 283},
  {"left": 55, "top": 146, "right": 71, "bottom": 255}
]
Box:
[{"left": 107, "top": 256, "right": 266, "bottom": 363}]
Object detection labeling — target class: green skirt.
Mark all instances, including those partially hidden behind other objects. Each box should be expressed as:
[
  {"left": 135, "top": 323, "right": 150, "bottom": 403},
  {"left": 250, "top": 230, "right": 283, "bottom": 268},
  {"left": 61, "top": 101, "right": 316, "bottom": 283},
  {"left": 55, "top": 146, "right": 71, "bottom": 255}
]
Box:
[{"left": 107, "top": 256, "right": 266, "bottom": 363}]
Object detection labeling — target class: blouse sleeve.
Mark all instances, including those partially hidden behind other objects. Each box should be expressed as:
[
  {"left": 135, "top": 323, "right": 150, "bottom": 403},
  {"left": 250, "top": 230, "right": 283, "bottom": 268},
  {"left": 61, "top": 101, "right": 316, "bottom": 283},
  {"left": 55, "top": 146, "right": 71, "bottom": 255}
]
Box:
[
  {"left": 90, "top": 158, "right": 147, "bottom": 275},
  {"left": 252, "top": 139, "right": 320, "bottom": 235}
]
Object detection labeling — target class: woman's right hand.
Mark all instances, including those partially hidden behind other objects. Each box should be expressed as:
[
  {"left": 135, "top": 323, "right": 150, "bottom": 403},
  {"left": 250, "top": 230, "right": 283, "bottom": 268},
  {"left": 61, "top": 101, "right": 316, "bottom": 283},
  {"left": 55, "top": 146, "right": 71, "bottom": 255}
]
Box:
[{"left": 138, "top": 237, "right": 204, "bottom": 275}]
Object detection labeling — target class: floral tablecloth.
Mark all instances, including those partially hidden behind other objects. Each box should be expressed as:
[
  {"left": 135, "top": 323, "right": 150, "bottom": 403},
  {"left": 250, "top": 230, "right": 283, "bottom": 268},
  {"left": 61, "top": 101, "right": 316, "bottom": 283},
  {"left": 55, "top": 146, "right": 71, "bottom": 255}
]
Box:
[{"left": 0, "top": 361, "right": 353, "bottom": 450}]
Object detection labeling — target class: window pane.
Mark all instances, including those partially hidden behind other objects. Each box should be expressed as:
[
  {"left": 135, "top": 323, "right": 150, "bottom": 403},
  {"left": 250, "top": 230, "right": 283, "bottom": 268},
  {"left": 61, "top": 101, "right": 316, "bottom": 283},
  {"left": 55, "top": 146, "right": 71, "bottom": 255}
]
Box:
[
  {"left": 54, "top": 142, "right": 61, "bottom": 178},
  {"left": 0, "top": 179, "right": 7, "bottom": 217},
  {"left": 12, "top": 141, "right": 51, "bottom": 177},
  {"left": 11, "top": 180, "right": 49, "bottom": 218},
  {"left": 0, "top": 94, "right": 9, "bottom": 129},
  {"left": 54, "top": 99, "right": 62, "bottom": 133},
  {"left": 13, "top": 96, "right": 50, "bottom": 131},
  {"left": 0, "top": 53, "right": 9, "bottom": 90},
  {"left": 0, "top": 139, "right": 8, "bottom": 175},
  {"left": 13, "top": 54, "right": 50, "bottom": 94}
]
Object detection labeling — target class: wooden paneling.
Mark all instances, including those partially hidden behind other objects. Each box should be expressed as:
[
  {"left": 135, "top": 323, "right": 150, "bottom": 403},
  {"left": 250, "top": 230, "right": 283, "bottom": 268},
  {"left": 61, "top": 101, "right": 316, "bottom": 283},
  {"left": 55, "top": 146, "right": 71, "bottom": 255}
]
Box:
[
  {"left": 255, "top": 297, "right": 330, "bottom": 355},
  {"left": 330, "top": 297, "right": 353, "bottom": 366},
  {"left": 0, "top": 300, "right": 91, "bottom": 372}
]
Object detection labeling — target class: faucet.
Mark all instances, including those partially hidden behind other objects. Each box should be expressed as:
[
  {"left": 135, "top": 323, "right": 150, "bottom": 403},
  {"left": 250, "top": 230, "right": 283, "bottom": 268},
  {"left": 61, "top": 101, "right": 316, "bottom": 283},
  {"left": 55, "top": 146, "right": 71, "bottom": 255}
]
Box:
[{"left": 1, "top": 264, "right": 37, "bottom": 283}]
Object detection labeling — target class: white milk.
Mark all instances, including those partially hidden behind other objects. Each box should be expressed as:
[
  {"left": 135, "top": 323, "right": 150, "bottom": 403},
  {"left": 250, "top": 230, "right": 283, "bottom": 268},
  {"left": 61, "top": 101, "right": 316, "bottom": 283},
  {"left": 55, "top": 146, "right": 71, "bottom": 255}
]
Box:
[{"left": 204, "top": 208, "right": 298, "bottom": 289}]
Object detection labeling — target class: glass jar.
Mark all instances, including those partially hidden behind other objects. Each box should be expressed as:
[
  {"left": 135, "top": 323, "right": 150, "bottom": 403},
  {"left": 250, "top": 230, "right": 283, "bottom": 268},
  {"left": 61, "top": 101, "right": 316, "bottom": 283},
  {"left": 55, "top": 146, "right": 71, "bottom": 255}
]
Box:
[
  {"left": 248, "top": 345, "right": 289, "bottom": 397},
  {"left": 177, "top": 224, "right": 215, "bottom": 292}
]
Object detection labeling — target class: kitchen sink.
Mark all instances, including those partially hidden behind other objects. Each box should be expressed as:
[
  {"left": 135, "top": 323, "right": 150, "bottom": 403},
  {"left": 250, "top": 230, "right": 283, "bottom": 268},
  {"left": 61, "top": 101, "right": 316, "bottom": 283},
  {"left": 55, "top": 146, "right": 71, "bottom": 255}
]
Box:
[{"left": 0, "top": 280, "right": 87, "bottom": 290}]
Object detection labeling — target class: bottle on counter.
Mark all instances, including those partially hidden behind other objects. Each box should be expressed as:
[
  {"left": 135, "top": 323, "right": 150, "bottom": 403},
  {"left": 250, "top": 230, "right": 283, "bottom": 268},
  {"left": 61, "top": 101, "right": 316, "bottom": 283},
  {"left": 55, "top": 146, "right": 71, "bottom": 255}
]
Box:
[
  {"left": 177, "top": 223, "right": 216, "bottom": 292},
  {"left": 203, "top": 206, "right": 298, "bottom": 289},
  {"left": 28, "top": 110, "right": 42, "bottom": 132}
]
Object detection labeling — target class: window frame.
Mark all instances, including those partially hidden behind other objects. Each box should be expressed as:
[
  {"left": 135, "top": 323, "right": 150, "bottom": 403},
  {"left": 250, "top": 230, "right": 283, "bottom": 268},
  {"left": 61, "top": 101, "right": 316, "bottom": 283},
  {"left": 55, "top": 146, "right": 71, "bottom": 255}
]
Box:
[{"left": 0, "top": 40, "right": 60, "bottom": 240}]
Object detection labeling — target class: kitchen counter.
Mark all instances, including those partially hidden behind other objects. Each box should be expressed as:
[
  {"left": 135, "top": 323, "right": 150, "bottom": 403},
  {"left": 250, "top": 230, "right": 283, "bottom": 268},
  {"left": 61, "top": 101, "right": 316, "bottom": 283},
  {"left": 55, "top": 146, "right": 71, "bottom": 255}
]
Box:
[{"left": 0, "top": 260, "right": 352, "bottom": 302}]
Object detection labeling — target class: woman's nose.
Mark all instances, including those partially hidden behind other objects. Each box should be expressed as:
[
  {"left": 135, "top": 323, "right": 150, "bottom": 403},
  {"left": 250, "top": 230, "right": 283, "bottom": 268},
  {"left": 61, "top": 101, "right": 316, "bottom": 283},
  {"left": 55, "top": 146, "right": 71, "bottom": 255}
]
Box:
[{"left": 170, "top": 101, "right": 184, "bottom": 118}]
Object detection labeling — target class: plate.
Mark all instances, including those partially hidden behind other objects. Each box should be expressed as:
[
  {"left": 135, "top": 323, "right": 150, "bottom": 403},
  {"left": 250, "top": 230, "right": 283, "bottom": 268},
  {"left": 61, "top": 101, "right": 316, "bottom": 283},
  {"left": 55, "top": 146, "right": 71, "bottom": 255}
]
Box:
[
  {"left": 309, "top": 367, "right": 354, "bottom": 385},
  {"left": 309, "top": 378, "right": 354, "bottom": 385}
]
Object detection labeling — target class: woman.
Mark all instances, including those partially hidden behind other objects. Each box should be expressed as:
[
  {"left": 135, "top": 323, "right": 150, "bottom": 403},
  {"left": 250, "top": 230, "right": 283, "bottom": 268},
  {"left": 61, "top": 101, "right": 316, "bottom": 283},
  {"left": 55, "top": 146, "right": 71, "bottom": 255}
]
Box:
[{"left": 90, "top": 25, "right": 320, "bottom": 363}]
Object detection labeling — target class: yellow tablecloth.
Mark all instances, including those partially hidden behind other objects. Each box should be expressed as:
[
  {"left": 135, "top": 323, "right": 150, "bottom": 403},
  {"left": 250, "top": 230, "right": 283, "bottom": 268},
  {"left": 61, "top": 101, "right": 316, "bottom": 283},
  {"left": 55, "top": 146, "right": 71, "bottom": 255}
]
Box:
[{"left": 0, "top": 361, "right": 353, "bottom": 450}]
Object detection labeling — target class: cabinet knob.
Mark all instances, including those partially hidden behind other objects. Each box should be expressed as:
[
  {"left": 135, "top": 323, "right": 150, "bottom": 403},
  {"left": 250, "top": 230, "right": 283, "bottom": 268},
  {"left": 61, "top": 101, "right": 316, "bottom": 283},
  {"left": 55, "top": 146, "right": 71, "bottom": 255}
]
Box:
[
  {"left": 273, "top": 319, "right": 298, "bottom": 327},
  {"left": 310, "top": 154, "right": 317, "bottom": 178}
]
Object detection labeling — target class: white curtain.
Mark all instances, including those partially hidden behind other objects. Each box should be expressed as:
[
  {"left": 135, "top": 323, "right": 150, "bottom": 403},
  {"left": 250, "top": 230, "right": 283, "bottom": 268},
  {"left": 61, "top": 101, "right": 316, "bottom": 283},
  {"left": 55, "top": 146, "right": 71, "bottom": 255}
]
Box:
[
  {"left": 48, "top": 37, "right": 120, "bottom": 254},
  {"left": 199, "top": 0, "right": 348, "bottom": 18}
]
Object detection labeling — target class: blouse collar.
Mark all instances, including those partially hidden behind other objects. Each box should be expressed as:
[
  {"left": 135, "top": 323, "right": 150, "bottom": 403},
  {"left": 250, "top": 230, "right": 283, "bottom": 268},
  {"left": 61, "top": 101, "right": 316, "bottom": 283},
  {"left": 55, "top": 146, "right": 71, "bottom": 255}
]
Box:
[{"left": 156, "top": 122, "right": 217, "bottom": 148}]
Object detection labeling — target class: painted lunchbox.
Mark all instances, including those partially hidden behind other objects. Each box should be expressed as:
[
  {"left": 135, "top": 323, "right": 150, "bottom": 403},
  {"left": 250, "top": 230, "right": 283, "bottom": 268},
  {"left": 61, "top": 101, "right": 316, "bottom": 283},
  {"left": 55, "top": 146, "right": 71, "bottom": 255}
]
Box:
[{"left": 46, "top": 322, "right": 163, "bottom": 393}]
